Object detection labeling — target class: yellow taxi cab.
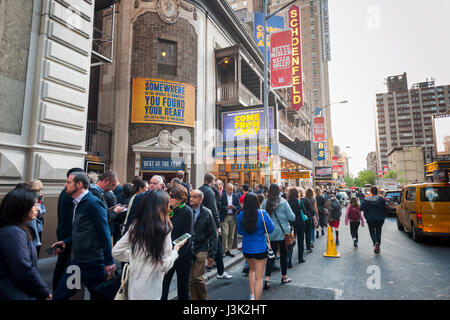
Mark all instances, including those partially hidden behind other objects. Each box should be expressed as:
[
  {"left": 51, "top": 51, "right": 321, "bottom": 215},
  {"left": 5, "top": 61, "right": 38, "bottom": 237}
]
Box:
[{"left": 396, "top": 182, "right": 450, "bottom": 242}]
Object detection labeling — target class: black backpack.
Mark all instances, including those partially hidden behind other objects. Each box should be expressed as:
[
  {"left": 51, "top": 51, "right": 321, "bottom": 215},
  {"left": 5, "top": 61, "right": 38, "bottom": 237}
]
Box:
[
  {"left": 316, "top": 195, "right": 326, "bottom": 214},
  {"left": 330, "top": 199, "right": 342, "bottom": 220}
]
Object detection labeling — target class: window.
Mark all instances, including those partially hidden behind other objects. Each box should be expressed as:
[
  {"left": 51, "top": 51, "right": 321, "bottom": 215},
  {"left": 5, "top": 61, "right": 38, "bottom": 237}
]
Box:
[
  {"left": 406, "top": 187, "right": 416, "bottom": 201},
  {"left": 158, "top": 39, "right": 177, "bottom": 75},
  {"left": 386, "top": 192, "right": 401, "bottom": 203},
  {"left": 420, "top": 187, "right": 450, "bottom": 202}
]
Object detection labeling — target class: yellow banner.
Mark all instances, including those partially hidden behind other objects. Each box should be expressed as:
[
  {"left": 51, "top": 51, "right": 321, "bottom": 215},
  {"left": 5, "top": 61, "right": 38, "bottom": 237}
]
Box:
[
  {"left": 131, "top": 78, "right": 195, "bottom": 127},
  {"left": 281, "top": 171, "right": 310, "bottom": 179},
  {"left": 329, "top": 137, "right": 334, "bottom": 157},
  {"left": 226, "top": 161, "right": 270, "bottom": 172}
]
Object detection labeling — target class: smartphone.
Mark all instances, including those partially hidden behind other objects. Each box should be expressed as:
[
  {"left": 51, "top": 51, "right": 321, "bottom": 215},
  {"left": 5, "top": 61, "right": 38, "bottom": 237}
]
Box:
[
  {"left": 45, "top": 244, "right": 62, "bottom": 255},
  {"left": 173, "top": 233, "right": 192, "bottom": 246}
]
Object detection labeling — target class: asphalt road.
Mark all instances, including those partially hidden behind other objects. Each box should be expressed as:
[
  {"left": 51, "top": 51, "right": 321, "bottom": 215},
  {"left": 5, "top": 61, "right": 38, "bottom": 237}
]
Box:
[{"left": 206, "top": 213, "right": 450, "bottom": 300}]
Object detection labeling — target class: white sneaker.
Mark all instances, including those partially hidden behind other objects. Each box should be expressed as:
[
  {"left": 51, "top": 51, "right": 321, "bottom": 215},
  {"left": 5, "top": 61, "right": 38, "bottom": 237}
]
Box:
[
  {"left": 217, "top": 271, "right": 233, "bottom": 279},
  {"left": 250, "top": 294, "right": 255, "bottom": 300}
]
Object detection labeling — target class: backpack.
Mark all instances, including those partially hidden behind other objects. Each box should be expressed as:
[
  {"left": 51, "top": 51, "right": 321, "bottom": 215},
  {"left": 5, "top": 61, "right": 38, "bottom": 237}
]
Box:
[
  {"left": 330, "top": 199, "right": 341, "bottom": 220},
  {"left": 316, "top": 195, "right": 325, "bottom": 214},
  {"left": 348, "top": 206, "right": 360, "bottom": 221}
]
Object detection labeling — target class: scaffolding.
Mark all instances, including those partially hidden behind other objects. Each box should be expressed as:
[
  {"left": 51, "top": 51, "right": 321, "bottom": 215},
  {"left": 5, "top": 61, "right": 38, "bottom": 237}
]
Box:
[{"left": 91, "top": 1, "right": 117, "bottom": 67}]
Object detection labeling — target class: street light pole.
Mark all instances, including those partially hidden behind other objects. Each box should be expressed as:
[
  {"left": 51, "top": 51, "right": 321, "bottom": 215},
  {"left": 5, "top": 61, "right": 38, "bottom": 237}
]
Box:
[
  {"left": 262, "top": 0, "right": 296, "bottom": 187},
  {"left": 263, "top": 0, "right": 269, "bottom": 187}
]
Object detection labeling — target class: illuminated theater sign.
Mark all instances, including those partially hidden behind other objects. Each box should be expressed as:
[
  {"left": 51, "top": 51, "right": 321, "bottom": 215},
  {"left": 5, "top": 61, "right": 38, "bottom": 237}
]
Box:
[{"left": 222, "top": 107, "right": 274, "bottom": 141}]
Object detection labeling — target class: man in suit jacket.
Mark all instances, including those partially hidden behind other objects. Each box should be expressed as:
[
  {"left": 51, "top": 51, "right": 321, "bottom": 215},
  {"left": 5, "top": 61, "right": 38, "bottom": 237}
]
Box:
[
  {"left": 52, "top": 172, "right": 115, "bottom": 300},
  {"left": 220, "top": 183, "right": 241, "bottom": 257},
  {"left": 199, "top": 173, "right": 229, "bottom": 277},
  {"left": 89, "top": 170, "right": 124, "bottom": 244},
  {"left": 53, "top": 167, "right": 84, "bottom": 292}
]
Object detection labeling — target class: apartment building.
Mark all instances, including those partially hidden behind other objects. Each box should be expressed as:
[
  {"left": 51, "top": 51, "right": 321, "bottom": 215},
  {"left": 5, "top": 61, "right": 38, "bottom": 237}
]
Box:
[
  {"left": 366, "top": 151, "right": 378, "bottom": 173},
  {"left": 375, "top": 73, "right": 450, "bottom": 170}
]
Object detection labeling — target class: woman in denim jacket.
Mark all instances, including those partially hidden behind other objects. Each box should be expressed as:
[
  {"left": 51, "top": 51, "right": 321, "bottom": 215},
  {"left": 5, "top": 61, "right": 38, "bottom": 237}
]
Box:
[{"left": 261, "top": 184, "right": 295, "bottom": 289}]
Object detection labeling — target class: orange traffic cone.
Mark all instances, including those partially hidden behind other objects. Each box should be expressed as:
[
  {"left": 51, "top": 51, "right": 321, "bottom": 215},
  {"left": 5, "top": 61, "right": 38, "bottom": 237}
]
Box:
[{"left": 323, "top": 226, "right": 340, "bottom": 258}]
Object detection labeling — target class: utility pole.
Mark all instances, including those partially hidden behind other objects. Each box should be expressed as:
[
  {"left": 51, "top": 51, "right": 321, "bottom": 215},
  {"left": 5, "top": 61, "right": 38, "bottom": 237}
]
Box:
[
  {"left": 263, "top": 0, "right": 269, "bottom": 187},
  {"left": 262, "top": 0, "right": 296, "bottom": 187}
]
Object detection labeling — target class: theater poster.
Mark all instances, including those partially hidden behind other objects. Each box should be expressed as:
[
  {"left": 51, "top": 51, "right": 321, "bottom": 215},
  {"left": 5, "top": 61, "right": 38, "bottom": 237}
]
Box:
[{"left": 131, "top": 78, "right": 195, "bottom": 127}]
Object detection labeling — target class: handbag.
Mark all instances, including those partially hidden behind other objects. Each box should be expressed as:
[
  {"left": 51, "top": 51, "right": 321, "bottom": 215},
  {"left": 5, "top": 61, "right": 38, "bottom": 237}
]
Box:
[
  {"left": 298, "top": 200, "right": 308, "bottom": 221},
  {"left": 92, "top": 271, "right": 122, "bottom": 300},
  {"left": 273, "top": 211, "right": 295, "bottom": 250},
  {"left": 260, "top": 210, "right": 275, "bottom": 259},
  {"left": 114, "top": 263, "right": 130, "bottom": 300}
]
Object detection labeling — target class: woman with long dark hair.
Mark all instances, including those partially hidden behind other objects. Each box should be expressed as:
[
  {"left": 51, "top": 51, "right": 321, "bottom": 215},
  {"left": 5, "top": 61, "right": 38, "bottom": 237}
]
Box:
[
  {"left": 305, "top": 188, "right": 319, "bottom": 248},
  {"left": 237, "top": 193, "right": 274, "bottom": 300},
  {"left": 112, "top": 190, "right": 187, "bottom": 299},
  {"left": 0, "top": 188, "right": 51, "bottom": 300},
  {"left": 299, "top": 188, "right": 314, "bottom": 253},
  {"left": 261, "top": 184, "right": 295, "bottom": 289}
]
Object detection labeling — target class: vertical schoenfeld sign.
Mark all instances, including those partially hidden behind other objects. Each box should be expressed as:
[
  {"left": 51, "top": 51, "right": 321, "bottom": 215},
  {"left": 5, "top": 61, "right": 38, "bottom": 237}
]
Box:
[{"left": 289, "top": 5, "right": 303, "bottom": 111}]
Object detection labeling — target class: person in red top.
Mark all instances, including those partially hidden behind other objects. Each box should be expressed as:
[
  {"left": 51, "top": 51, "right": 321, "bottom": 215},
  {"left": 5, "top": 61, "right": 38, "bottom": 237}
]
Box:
[
  {"left": 240, "top": 184, "right": 249, "bottom": 207},
  {"left": 345, "top": 197, "right": 365, "bottom": 247}
]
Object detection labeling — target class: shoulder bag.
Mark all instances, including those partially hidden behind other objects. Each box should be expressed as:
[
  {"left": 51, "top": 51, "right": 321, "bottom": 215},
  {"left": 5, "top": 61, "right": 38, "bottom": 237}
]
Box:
[
  {"left": 260, "top": 210, "right": 275, "bottom": 259},
  {"left": 273, "top": 210, "right": 296, "bottom": 250},
  {"left": 114, "top": 263, "right": 130, "bottom": 300},
  {"left": 298, "top": 200, "right": 308, "bottom": 221}
]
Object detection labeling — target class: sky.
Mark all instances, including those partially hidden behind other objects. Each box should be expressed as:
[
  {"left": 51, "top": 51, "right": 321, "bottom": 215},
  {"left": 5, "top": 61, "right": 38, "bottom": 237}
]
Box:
[{"left": 327, "top": 0, "right": 450, "bottom": 176}]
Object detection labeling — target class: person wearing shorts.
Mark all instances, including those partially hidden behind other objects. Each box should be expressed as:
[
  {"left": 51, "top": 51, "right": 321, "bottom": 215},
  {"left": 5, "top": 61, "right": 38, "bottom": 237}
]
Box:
[
  {"left": 237, "top": 193, "right": 274, "bottom": 300},
  {"left": 329, "top": 220, "right": 340, "bottom": 229}
]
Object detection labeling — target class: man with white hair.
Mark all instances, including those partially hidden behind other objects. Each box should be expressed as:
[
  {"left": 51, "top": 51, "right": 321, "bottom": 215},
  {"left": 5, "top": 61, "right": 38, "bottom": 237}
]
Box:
[{"left": 149, "top": 175, "right": 164, "bottom": 191}]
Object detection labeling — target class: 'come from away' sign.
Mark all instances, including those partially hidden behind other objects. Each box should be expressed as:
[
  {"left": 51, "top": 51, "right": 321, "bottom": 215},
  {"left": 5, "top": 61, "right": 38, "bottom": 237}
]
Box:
[{"left": 222, "top": 107, "right": 274, "bottom": 141}]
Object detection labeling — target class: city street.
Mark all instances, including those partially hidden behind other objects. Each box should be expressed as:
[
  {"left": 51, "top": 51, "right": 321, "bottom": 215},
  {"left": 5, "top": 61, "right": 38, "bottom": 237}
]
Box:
[
  {"left": 1, "top": 0, "right": 450, "bottom": 304},
  {"left": 206, "top": 214, "right": 450, "bottom": 300}
]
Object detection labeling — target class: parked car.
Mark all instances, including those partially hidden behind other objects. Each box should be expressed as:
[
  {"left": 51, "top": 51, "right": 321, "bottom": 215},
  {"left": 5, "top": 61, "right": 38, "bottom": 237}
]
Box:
[
  {"left": 396, "top": 182, "right": 450, "bottom": 242},
  {"left": 384, "top": 190, "right": 402, "bottom": 216}
]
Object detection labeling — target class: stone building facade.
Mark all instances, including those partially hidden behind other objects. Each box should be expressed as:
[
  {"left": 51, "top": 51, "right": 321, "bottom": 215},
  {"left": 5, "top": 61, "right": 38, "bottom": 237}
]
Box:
[
  {"left": 0, "top": 0, "right": 97, "bottom": 256},
  {"left": 388, "top": 146, "right": 425, "bottom": 184}
]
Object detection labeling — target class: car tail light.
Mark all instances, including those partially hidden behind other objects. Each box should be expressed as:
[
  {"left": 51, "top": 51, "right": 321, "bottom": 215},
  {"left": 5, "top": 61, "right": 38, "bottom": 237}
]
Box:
[{"left": 417, "top": 213, "right": 422, "bottom": 225}]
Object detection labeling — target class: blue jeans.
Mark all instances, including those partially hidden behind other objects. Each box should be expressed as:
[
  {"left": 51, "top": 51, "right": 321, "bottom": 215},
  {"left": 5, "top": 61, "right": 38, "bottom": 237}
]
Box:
[
  {"left": 53, "top": 260, "right": 106, "bottom": 300},
  {"left": 310, "top": 226, "right": 315, "bottom": 243}
]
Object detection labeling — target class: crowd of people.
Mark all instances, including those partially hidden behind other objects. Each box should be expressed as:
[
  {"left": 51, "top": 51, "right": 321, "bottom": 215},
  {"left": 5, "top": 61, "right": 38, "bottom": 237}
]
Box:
[{"left": 0, "top": 168, "right": 387, "bottom": 301}]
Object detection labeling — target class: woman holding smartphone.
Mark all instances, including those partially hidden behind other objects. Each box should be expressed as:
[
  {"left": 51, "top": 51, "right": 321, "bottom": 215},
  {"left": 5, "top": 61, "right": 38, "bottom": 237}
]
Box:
[
  {"left": 112, "top": 190, "right": 186, "bottom": 300},
  {"left": 237, "top": 193, "right": 274, "bottom": 300}
]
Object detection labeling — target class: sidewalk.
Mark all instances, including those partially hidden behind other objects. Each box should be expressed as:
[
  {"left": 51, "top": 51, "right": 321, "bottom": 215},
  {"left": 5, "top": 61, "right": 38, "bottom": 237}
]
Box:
[
  {"left": 37, "top": 244, "right": 245, "bottom": 300},
  {"left": 168, "top": 247, "right": 245, "bottom": 300}
]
